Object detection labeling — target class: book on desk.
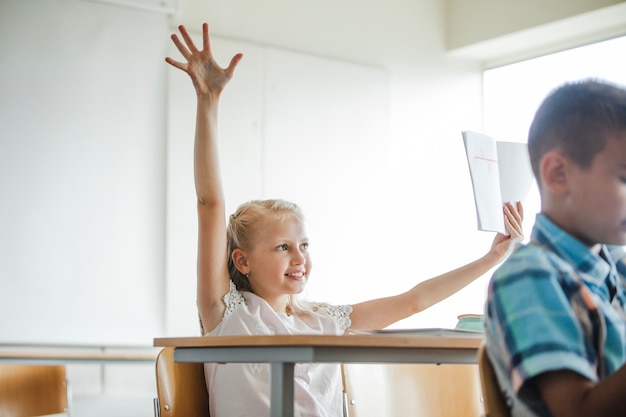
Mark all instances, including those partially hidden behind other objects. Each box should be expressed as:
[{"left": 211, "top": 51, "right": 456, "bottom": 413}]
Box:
[{"left": 347, "top": 328, "right": 484, "bottom": 338}]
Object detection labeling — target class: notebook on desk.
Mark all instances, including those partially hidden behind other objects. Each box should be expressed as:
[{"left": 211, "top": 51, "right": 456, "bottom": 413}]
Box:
[{"left": 347, "top": 328, "right": 484, "bottom": 338}]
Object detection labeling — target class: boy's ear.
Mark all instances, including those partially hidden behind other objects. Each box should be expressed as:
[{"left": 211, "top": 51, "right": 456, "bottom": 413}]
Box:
[
  {"left": 231, "top": 249, "right": 249, "bottom": 274},
  {"left": 540, "top": 150, "right": 569, "bottom": 195}
]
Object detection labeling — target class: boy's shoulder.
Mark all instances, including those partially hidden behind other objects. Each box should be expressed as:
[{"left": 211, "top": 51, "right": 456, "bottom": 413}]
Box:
[
  {"left": 494, "top": 242, "right": 565, "bottom": 278},
  {"left": 488, "top": 241, "right": 592, "bottom": 300}
]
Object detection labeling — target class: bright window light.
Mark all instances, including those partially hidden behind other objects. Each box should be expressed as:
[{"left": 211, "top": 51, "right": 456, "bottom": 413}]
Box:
[
  {"left": 484, "top": 35, "right": 626, "bottom": 141},
  {"left": 482, "top": 35, "right": 626, "bottom": 232}
]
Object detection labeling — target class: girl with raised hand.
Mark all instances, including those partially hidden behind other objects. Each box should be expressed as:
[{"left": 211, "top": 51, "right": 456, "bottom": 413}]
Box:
[{"left": 165, "top": 23, "right": 524, "bottom": 417}]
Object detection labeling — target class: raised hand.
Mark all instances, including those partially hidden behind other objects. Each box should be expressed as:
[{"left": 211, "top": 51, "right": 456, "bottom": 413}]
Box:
[
  {"left": 165, "top": 23, "right": 243, "bottom": 96},
  {"left": 490, "top": 201, "right": 524, "bottom": 260}
]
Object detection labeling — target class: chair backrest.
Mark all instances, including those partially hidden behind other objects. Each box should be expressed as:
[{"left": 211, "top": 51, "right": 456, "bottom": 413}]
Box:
[
  {"left": 154, "top": 347, "right": 210, "bottom": 417},
  {"left": 478, "top": 344, "right": 510, "bottom": 417},
  {"left": 0, "top": 364, "right": 69, "bottom": 417}
]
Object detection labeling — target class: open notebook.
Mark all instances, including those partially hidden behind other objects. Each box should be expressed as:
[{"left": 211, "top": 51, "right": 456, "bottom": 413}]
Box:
[{"left": 462, "top": 131, "right": 535, "bottom": 234}]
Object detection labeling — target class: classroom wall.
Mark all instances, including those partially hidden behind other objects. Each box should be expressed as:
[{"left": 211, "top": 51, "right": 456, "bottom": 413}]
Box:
[
  {"left": 0, "top": 0, "right": 168, "bottom": 347},
  {"left": 0, "top": 1, "right": 167, "bottom": 415},
  {"left": 2, "top": 1, "right": 624, "bottom": 415},
  {"left": 3, "top": 0, "right": 623, "bottom": 347}
]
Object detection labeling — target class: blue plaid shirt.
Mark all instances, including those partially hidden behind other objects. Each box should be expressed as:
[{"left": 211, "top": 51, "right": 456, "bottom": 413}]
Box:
[{"left": 485, "top": 213, "right": 626, "bottom": 417}]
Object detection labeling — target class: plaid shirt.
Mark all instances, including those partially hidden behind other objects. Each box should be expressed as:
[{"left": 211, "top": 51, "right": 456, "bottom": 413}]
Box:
[{"left": 485, "top": 213, "right": 626, "bottom": 417}]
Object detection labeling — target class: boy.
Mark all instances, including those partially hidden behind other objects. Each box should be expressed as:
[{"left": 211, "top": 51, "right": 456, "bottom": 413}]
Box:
[{"left": 484, "top": 79, "right": 626, "bottom": 417}]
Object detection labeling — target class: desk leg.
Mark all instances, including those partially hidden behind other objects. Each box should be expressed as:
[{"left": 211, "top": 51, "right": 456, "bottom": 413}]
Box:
[{"left": 270, "top": 362, "right": 295, "bottom": 417}]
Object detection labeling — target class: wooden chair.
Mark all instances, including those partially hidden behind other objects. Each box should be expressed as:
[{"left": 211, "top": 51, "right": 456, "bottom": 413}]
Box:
[
  {"left": 154, "top": 349, "right": 350, "bottom": 417},
  {"left": 154, "top": 347, "right": 210, "bottom": 417},
  {"left": 478, "top": 344, "right": 510, "bottom": 417},
  {"left": 0, "top": 364, "right": 70, "bottom": 417},
  {"left": 342, "top": 363, "right": 483, "bottom": 417}
]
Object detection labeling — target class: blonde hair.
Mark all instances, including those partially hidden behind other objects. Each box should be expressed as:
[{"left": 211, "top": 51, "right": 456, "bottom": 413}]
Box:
[{"left": 227, "top": 199, "right": 304, "bottom": 293}]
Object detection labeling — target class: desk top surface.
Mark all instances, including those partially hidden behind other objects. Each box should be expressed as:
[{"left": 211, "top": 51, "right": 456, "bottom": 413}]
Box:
[
  {"left": 154, "top": 332, "right": 483, "bottom": 350},
  {"left": 0, "top": 345, "right": 158, "bottom": 363}
]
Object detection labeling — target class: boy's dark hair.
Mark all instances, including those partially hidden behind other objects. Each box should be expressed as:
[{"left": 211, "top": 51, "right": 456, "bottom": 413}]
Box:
[{"left": 528, "top": 79, "right": 626, "bottom": 181}]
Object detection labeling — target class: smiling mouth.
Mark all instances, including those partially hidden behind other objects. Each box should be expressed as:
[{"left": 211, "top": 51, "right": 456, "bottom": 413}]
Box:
[{"left": 286, "top": 272, "right": 306, "bottom": 279}]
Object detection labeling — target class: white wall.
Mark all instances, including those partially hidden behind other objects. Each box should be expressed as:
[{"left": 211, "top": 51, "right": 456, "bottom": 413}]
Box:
[
  {"left": 0, "top": 0, "right": 168, "bottom": 346},
  {"left": 0, "top": 1, "right": 168, "bottom": 415},
  {"left": 2, "top": 0, "right": 621, "bottom": 346},
  {"left": 4, "top": 0, "right": 617, "bottom": 349}
]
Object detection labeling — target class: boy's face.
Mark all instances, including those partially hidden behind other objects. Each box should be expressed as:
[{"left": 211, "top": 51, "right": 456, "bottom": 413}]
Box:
[{"left": 564, "top": 132, "right": 626, "bottom": 246}]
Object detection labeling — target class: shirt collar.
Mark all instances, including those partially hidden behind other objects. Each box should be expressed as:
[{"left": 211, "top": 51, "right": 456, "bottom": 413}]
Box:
[{"left": 532, "top": 213, "right": 613, "bottom": 285}]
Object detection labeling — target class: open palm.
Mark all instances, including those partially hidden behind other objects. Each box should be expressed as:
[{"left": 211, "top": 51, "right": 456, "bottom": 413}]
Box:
[{"left": 165, "top": 23, "right": 242, "bottom": 96}]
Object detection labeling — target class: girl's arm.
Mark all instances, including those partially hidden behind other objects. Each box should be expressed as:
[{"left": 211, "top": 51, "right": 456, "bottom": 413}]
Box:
[
  {"left": 165, "top": 24, "right": 243, "bottom": 333},
  {"left": 349, "top": 201, "right": 523, "bottom": 330}
]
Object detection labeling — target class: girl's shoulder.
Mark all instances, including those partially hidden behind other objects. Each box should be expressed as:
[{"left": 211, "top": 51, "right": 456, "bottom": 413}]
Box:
[
  {"left": 223, "top": 280, "right": 246, "bottom": 317},
  {"left": 299, "top": 301, "right": 353, "bottom": 332}
]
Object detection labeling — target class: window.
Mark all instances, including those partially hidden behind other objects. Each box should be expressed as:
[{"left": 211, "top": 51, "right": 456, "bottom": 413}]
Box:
[
  {"left": 484, "top": 35, "right": 626, "bottom": 141},
  {"left": 482, "top": 35, "right": 626, "bottom": 234}
]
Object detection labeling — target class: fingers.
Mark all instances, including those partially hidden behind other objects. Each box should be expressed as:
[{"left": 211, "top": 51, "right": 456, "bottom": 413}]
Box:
[
  {"left": 505, "top": 201, "right": 523, "bottom": 224},
  {"left": 169, "top": 32, "right": 191, "bottom": 61},
  {"left": 167, "top": 24, "right": 203, "bottom": 64},
  {"left": 165, "top": 23, "right": 210, "bottom": 74},
  {"left": 503, "top": 213, "right": 521, "bottom": 238},
  {"left": 178, "top": 24, "right": 199, "bottom": 54},
  {"left": 503, "top": 202, "right": 524, "bottom": 238},
  {"left": 164, "top": 56, "right": 186, "bottom": 71},
  {"left": 164, "top": 23, "right": 243, "bottom": 91},
  {"left": 225, "top": 53, "right": 244, "bottom": 79},
  {"left": 504, "top": 206, "right": 522, "bottom": 234},
  {"left": 202, "top": 22, "right": 210, "bottom": 54}
]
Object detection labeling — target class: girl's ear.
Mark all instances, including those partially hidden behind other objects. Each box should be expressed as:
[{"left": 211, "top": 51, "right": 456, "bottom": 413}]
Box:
[
  {"left": 231, "top": 248, "right": 249, "bottom": 274},
  {"left": 540, "top": 150, "right": 569, "bottom": 196}
]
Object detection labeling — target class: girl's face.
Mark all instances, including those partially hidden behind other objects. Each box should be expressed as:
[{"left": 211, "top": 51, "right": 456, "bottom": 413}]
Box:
[{"left": 246, "top": 217, "right": 311, "bottom": 309}]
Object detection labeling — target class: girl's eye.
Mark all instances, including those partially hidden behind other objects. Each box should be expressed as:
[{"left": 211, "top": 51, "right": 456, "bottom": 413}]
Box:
[
  {"left": 300, "top": 242, "right": 309, "bottom": 251},
  {"left": 277, "top": 244, "right": 288, "bottom": 251}
]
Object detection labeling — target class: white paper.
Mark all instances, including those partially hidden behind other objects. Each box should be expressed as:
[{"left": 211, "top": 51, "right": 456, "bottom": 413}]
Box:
[
  {"left": 463, "top": 131, "right": 534, "bottom": 234},
  {"left": 496, "top": 141, "right": 535, "bottom": 206}
]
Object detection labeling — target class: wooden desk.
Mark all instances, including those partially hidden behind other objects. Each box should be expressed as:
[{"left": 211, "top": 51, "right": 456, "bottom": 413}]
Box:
[
  {"left": 0, "top": 345, "right": 158, "bottom": 364},
  {"left": 154, "top": 333, "right": 483, "bottom": 417}
]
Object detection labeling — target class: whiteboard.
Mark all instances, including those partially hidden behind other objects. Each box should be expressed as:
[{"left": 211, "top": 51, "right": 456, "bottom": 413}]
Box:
[{"left": 0, "top": 0, "right": 168, "bottom": 346}]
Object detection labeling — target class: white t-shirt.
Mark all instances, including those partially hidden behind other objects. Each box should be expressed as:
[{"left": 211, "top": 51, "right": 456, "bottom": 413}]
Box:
[{"left": 204, "top": 281, "right": 353, "bottom": 417}]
